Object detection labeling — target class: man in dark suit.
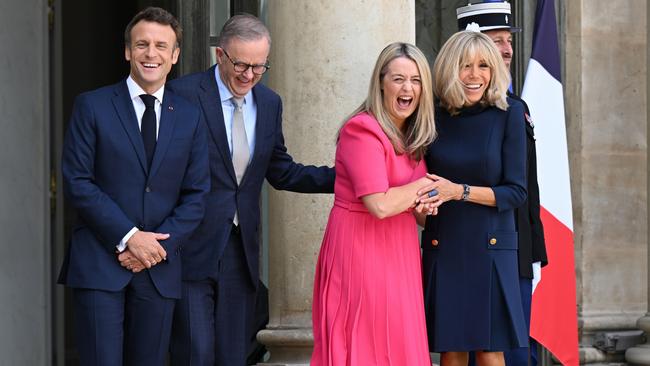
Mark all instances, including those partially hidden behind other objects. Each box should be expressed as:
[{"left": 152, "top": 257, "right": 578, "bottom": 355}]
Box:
[
  {"left": 457, "top": 1, "right": 549, "bottom": 365},
  {"left": 58, "top": 7, "right": 209, "bottom": 366},
  {"left": 167, "top": 14, "right": 335, "bottom": 366}
]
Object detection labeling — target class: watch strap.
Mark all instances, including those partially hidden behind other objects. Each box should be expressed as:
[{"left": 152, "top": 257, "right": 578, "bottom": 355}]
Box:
[{"left": 461, "top": 184, "right": 470, "bottom": 201}]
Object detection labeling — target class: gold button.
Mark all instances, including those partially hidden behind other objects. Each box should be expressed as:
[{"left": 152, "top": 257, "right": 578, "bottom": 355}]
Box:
[
  {"left": 489, "top": 238, "right": 497, "bottom": 245},
  {"left": 431, "top": 239, "right": 439, "bottom": 246}
]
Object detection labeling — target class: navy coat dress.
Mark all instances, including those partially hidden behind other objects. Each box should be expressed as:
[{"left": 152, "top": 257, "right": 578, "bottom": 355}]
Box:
[{"left": 422, "top": 98, "right": 529, "bottom": 352}]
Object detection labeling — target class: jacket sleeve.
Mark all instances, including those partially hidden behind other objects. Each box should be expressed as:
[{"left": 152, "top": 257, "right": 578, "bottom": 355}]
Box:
[
  {"left": 62, "top": 94, "right": 135, "bottom": 252},
  {"left": 265, "top": 98, "right": 335, "bottom": 193},
  {"left": 527, "top": 128, "right": 549, "bottom": 266}
]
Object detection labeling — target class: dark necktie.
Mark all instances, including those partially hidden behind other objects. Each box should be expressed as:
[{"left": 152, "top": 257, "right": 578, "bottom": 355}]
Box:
[{"left": 139, "top": 94, "right": 157, "bottom": 169}]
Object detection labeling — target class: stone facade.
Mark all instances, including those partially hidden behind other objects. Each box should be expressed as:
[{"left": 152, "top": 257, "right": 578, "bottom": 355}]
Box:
[{"left": 0, "top": 0, "right": 646, "bottom": 365}]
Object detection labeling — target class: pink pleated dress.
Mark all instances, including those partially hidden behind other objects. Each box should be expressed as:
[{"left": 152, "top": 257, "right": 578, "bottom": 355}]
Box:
[{"left": 311, "top": 112, "right": 430, "bottom": 366}]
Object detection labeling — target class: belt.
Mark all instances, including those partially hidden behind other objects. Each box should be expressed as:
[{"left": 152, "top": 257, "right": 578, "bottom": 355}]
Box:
[{"left": 333, "top": 198, "right": 368, "bottom": 212}]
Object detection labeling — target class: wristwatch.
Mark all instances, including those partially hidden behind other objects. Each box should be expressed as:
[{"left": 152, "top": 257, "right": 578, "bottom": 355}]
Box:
[{"left": 460, "top": 184, "right": 470, "bottom": 201}]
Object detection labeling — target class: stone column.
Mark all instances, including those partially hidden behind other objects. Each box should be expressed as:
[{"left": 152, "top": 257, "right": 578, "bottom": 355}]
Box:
[
  {"left": 626, "top": 262, "right": 650, "bottom": 364},
  {"left": 257, "top": 2, "right": 415, "bottom": 365},
  {"left": 0, "top": 0, "right": 51, "bottom": 364},
  {"left": 625, "top": 2, "right": 650, "bottom": 364},
  {"left": 567, "top": 0, "right": 647, "bottom": 363}
]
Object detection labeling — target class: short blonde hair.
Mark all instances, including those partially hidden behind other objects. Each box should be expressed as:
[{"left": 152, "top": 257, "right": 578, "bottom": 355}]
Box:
[
  {"left": 433, "top": 31, "right": 510, "bottom": 114},
  {"left": 345, "top": 42, "right": 436, "bottom": 160}
]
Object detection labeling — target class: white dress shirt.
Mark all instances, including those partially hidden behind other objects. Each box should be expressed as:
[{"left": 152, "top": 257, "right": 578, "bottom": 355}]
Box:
[
  {"left": 116, "top": 76, "right": 165, "bottom": 252},
  {"left": 214, "top": 65, "right": 257, "bottom": 157}
]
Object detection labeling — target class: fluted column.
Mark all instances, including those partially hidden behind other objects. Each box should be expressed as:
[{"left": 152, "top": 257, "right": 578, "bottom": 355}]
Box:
[{"left": 257, "top": 2, "right": 415, "bottom": 365}]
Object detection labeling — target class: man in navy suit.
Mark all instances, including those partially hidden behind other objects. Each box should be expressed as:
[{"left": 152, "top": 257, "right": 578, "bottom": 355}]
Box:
[
  {"left": 167, "top": 14, "right": 335, "bottom": 366},
  {"left": 58, "top": 7, "right": 209, "bottom": 366}
]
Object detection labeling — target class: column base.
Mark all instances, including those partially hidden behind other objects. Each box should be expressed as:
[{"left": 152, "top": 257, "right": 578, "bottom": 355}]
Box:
[
  {"left": 625, "top": 314, "right": 650, "bottom": 365},
  {"left": 257, "top": 327, "right": 313, "bottom": 366}
]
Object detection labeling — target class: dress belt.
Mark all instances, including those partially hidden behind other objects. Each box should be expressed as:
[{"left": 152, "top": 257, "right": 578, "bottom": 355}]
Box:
[{"left": 334, "top": 198, "right": 368, "bottom": 212}]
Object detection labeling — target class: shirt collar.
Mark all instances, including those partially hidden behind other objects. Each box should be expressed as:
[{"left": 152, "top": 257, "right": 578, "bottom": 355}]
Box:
[
  {"left": 126, "top": 75, "right": 165, "bottom": 103},
  {"left": 214, "top": 65, "right": 253, "bottom": 107}
]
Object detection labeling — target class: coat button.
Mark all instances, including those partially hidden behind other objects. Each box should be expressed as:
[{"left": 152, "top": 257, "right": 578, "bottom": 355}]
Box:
[
  {"left": 489, "top": 238, "right": 497, "bottom": 245},
  {"left": 431, "top": 239, "right": 439, "bottom": 246},
  {"left": 145, "top": 186, "right": 151, "bottom": 193}
]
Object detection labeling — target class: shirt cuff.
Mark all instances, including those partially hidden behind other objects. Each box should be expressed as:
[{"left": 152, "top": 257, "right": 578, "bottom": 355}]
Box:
[{"left": 116, "top": 227, "right": 138, "bottom": 253}]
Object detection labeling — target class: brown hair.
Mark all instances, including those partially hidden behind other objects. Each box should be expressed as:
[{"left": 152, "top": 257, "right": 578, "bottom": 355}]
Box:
[{"left": 124, "top": 7, "right": 182, "bottom": 48}]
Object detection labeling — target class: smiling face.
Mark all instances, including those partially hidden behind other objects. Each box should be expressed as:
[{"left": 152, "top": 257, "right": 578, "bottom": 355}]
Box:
[
  {"left": 381, "top": 57, "right": 422, "bottom": 129},
  {"left": 459, "top": 53, "right": 491, "bottom": 106},
  {"left": 484, "top": 29, "right": 513, "bottom": 68},
  {"left": 125, "top": 20, "right": 179, "bottom": 94},
  {"left": 216, "top": 37, "right": 270, "bottom": 98}
]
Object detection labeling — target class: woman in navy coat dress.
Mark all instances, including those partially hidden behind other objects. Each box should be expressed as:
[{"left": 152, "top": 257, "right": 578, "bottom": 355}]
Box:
[{"left": 419, "top": 31, "right": 529, "bottom": 366}]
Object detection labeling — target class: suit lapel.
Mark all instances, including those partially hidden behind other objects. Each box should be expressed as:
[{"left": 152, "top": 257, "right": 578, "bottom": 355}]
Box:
[
  {"left": 241, "top": 85, "right": 268, "bottom": 183},
  {"left": 199, "top": 67, "right": 237, "bottom": 182},
  {"left": 149, "top": 90, "right": 176, "bottom": 178},
  {"left": 112, "top": 81, "right": 147, "bottom": 173}
]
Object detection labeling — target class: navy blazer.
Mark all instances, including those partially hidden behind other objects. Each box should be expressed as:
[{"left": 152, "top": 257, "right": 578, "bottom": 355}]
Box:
[
  {"left": 168, "top": 66, "right": 334, "bottom": 286},
  {"left": 58, "top": 80, "right": 210, "bottom": 299}
]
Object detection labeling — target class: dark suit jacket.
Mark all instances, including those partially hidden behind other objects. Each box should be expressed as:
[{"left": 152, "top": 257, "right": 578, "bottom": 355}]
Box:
[
  {"left": 509, "top": 92, "right": 548, "bottom": 278},
  {"left": 58, "top": 80, "right": 210, "bottom": 299},
  {"left": 168, "top": 66, "right": 334, "bottom": 287}
]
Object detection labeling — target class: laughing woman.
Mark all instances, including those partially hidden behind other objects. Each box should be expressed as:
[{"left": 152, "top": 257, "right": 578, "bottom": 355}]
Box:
[
  {"left": 311, "top": 42, "right": 436, "bottom": 366},
  {"left": 420, "top": 31, "right": 529, "bottom": 366}
]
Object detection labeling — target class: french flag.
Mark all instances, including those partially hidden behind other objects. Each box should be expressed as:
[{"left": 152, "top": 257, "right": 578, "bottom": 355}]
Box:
[{"left": 521, "top": 0, "right": 579, "bottom": 365}]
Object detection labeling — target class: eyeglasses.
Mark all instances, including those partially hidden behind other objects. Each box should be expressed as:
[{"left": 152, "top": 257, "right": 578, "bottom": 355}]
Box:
[{"left": 221, "top": 49, "right": 270, "bottom": 75}]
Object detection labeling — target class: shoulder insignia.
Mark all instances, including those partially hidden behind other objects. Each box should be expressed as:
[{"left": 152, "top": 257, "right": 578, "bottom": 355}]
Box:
[{"left": 525, "top": 113, "right": 534, "bottom": 128}]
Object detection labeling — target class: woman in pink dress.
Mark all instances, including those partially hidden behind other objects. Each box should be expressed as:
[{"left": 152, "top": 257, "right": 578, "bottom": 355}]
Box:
[{"left": 311, "top": 42, "right": 437, "bottom": 366}]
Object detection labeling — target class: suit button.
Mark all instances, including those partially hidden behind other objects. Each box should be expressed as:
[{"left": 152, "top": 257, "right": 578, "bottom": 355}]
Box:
[
  {"left": 489, "top": 238, "right": 497, "bottom": 245},
  {"left": 145, "top": 186, "right": 151, "bottom": 193},
  {"left": 431, "top": 239, "right": 439, "bottom": 246}
]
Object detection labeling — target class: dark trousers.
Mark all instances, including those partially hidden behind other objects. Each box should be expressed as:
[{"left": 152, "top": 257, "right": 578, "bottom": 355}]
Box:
[
  {"left": 467, "top": 277, "right": 537, "bottom": 366},
  {"left": 73, "top": 271, "right": 175, "bottom": 366},
  {"left": 170, "top": 228, "right": 256, "bottom": 366}
]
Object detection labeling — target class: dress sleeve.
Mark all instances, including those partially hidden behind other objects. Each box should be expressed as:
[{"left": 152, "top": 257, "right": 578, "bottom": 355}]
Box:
[
  {"left": 337, "top": 115, "right": 389, "bottom": 199},
  {"left": 493, "top": 100, "right": 528, "bottom": 212}
]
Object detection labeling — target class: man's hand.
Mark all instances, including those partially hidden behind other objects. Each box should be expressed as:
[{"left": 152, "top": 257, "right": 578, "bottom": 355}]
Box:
[
  {"left": 125, "top": 231, "right": 169, "bottom": 268},
  {"left": 117, "top": 249, "right": 146, "bottom": 273}
]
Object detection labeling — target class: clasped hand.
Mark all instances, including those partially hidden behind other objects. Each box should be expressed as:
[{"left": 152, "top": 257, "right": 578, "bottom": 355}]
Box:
[
  {"left": 413, "top": 175, "right": 438, "bottom": 216},
  {"left": 415, "top": 173, "right": 459, "bottom": 214},
  {"left": 117, "top": 231, "right": 169, "bottom": 273}
]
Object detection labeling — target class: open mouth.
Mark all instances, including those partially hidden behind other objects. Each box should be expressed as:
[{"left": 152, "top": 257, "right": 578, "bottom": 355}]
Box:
[
  {"left": 397, "top": 96, "right": 413, "bottom": 108},
  {"left": 142, "top": 62, "right": 160, "bottom": 69}
]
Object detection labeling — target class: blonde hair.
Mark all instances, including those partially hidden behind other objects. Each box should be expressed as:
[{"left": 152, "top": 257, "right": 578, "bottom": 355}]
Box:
[
  {"left": 433, "top": 31, "right": 510, "bottom": 114},
  {"left": 343, "top": 42, "right": 436, "bottom": 160}
]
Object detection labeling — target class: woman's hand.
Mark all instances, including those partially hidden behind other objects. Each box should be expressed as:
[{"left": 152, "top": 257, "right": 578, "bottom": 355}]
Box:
[{"left": 416, "top": 173, "right": 462, "bottom": 209}]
